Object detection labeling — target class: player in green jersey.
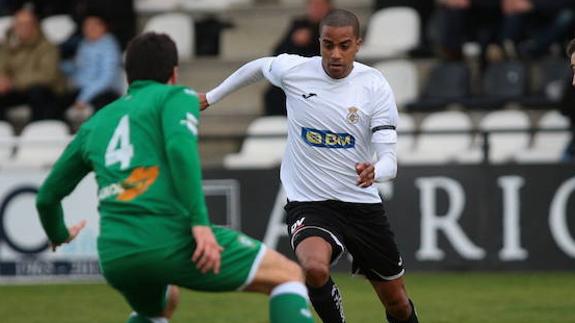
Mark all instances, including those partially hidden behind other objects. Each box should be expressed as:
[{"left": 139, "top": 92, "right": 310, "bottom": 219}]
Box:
[{"left": 36, "top": 32, "right": 314, "bottom": 323}]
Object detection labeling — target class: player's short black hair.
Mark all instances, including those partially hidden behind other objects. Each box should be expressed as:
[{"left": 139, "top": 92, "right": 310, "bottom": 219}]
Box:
[
  {"left": 125, "top": 32, "right": 178, "bottom": 84},
  {"left": 320, "top": 9, "right": 360, "bottom": 38},
  {"left": 567, "top": 38, "right": 575, "bottom": 57}
]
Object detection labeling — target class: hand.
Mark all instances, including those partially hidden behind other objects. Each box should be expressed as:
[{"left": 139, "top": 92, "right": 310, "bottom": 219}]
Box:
[
  {"left": 292, "top": 28, "right": 312, "bottom": 47},
  {"left": 191, "top": 225, "right": 223, "bottom": 274},
  {"left": 441, "top": 0, "right": 470, "bottom": 9},
  {"left": 356, "top": 162, "right": 375, "bottom": 188},
  {"left": 199, "top": 93, "right": 209, "bottom": 111},
  {"left": 0, "top": 75, "right": 12, "bottom": 94},
  {"left": 502, "top": 0, "right": 533, "bottom": 14},
  {"left": 50, "top": 219, "right": 87, "bottom": 252}
]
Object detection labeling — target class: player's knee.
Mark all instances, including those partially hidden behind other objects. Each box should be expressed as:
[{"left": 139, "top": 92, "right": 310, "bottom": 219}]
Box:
[
  {"left": 302, "top": 260, "right": 330, "bottom": 287},
  {"left": 281, "top": 259, "right": 305, "bottom": 283},
  {"left": 385, "top": 296, "right": 412, "bottom": 321}
]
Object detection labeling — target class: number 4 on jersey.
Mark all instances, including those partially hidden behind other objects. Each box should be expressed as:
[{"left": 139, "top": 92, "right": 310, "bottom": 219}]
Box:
[{"left": 106, "top": 115, "right": 134, "bottom": 170}]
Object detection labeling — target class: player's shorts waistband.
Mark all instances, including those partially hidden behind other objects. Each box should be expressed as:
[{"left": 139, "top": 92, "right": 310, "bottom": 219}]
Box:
[{"left": 286, "top": 199, "right": 384, "bottom": 208}]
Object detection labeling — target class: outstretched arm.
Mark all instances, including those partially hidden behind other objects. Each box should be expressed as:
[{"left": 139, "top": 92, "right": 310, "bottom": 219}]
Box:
[
  {"left": 36, "top": 128, "right": 92, "bottom": 250},
  {"left": 201, "top": 57, "right": 273, "bottom": 110}
]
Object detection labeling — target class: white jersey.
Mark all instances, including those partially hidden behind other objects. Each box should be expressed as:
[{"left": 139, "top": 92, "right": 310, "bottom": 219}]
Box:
[{"left": 263, "top": 54, "right": 398, "bottom": 203}]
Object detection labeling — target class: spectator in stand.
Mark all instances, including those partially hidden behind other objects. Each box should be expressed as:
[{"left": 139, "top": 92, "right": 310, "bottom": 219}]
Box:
[
  {"left": 0, "top": 7, "right": 63, "bottom": 121},
  {"left": 263, "top": 0, "right": 333, "bottom": 116},
  {"left": 500, "top": 0, "right": 575, "bottom": 59},
  {"left": 561, "top": 38, "right": 575, "bottom": 162},
  {"left": 436, "top": 0, "right": 501, "bottom": 61},
  {"left": 60, "top": 14, "right": 121, "bottom": 126}
]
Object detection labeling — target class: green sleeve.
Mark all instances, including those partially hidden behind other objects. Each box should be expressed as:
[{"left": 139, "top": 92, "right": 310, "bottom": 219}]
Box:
[
  {"left": 36, "top": 127, "right": 92, "bottom": 244},
  {"left": 162, "top": 88, "right": 209, "bottom": 226}
]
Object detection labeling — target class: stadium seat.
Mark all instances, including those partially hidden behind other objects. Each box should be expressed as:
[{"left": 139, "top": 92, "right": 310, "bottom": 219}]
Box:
[
  {"left": 459, "top": 110, "right": 531, "bottom": 164},
  {"left": 6, "top": 120, "right": 71, "bottom": 169},
  {"left": 399, "top": 111, "right": 473, "bottom": 164},
  {"left": 135, "top": 0, "right": 180, "bottom": 14},
  {"left": 374, "top": 60, "right": 418, "bottom": 109},
  {"left": 41, "top": 15, "right": 76, "bottom": 44},
  {"left": 405, "top": 62, "right": 471, "bottom": 111},
  {"left": 396, "top": 112, "right": 416, "bottom": 163},
  {"left": 0, "top": 121, "right": 15, "bottom": 165},
  {"left": 520, "top": 57, "right": 570, "bottom": 108},
  {"left": 5, "top": 105, "right": 32, "bottom": 125},
  {"left": 224, "top": 116, "right": 288, "bottom": 169},
  {"left": 181, "top": 0, "right": 247, "bottom": 12},
  {"left": 357, "top": 7, "right": 420, "bottom": 60},
  {"left": 462, "top": 60, "right": 528, "bottom": 110},
  {"left": 0, "top": 16, "right": 11, "bottom": 43},
  {"left": 515, "top": 111, "right": 571, "bottom": 163},
  {"left": 143, "top": 13, "right": 194, "bottom": 62}
]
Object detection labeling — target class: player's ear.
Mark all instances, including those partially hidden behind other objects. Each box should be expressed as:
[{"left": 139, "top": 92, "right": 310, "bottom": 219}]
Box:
[{"left": 168, "top": 66, "right": 178, "bottom": 84}]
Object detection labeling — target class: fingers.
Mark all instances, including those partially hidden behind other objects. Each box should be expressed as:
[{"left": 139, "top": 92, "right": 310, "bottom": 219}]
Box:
[
  {"left": 199, "top": 93, "right": 209, "bottom": 111},
  {"left": 356, "top": 163, "right": 375, "bottom": 187},
  {"left": 192, "top": 241, "right": 222, "bottom": 274},
  {"left": 67, "top": 219, "right": 87, "bottom": 242}
]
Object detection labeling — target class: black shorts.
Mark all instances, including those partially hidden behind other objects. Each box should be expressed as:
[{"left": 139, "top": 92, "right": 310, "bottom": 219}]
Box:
[{"left": 285, "top": 200, "right": 404, "bottom": 281}]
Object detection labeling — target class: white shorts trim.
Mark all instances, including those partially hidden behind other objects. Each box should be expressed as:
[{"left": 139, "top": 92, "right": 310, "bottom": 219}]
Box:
[
  {"left": 354, "top": 268, "right": 405, "bottom": 281},
  {"left": 237, "top": 244, "right": 267, "bottom": 291},
  {"left": 290, "top": 226, "right": 346, "bottom": 266}
]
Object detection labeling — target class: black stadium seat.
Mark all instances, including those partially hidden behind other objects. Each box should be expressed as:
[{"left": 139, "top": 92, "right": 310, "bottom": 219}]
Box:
[
  {"left": 463, "top": 60, "right": 528, "bottom": 110},
  {"left": 405, "top": 61, "right": 471, "bottom": 111},
  {"left": 519, "top": 57, "right": 571, "bottom": 108}
]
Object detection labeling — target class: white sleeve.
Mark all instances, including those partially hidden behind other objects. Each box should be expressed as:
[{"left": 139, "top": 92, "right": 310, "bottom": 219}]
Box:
[
  {"left": 206, "top": 57, "right": 273, "bottom": 105},
  {"left": 262, "top": 53, "right": 309, "bottom": 87},
  {"left": 373, "top": 142, "right": 397, "bottom": 182},
  {"left": 370, "top": 73, "right": 398, "bottom": 144}
]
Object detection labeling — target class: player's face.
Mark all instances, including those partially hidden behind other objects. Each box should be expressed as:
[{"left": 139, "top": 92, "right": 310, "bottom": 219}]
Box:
[{"left": 320, "top": 25, "right": 361, "bottom": 79}]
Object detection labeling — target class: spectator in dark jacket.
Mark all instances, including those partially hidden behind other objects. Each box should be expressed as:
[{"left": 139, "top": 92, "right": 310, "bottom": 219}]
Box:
[
  {"left": 500, "top": 0, "right": 575, "bottom": 58},
  {"left": 263, "top": 0, "right": 332, "bottom": 116},
  {"left": 0, "top": 8, "right": 64, "bottom": 121}
]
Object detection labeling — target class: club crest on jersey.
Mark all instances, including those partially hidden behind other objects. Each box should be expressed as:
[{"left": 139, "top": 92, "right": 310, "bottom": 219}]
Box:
[
  {"left": 301, "top": 127, "right": 355, "bottom": 149},
  {"left": 346, "top": 107, "right": 360, "bottom": 124}
]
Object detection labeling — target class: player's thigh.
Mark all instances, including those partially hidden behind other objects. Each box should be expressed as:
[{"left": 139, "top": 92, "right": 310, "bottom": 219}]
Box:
[
  {"left": 102, "top": 259, "right": 169, "bottom": 317},
  {"left": 343, "top": 203, "right": 404, "bottom": 281},
  {"left": 244, "top": 247, "right": 304, "bottom": 294},
  {"left": 170, "top": 226, "right": 265, "bottom": 292},
  {"left": 285, "top": 201, "right": 346, "bottom": 267}
]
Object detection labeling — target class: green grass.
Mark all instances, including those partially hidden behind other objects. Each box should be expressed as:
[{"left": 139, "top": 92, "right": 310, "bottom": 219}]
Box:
[{"left": 1, "top": 272, "right": 574, "bottom": 323}]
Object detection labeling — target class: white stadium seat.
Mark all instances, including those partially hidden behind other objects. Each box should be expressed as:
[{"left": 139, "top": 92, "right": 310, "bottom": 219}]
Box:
[
  {"left": 515, "top": 111, "right": 570, "bottom": 163},
  {"left": 6, "top": 120, "right": 70, "bottom": 169},
  {"left": 143, "top": 13, "right": 194, "bottom": 62},
  {"left": 41, "top": 15, "right": 76, "bottom": 44},
  {"left": 357, "top": 7, "right": 420, "bottom": 60},
  {"left": 224, "top": 116, "right": 288, "bottom": 169},
  {"left": 459, "top": 110, "right": 531, "bottom": 164},
  {"left": 0, "top": 121, "right": 15, "bottom": 165},
  {"left": 399, "top": 111, "right": 473, "bottom": 164},
  {"left": 0, "top": 16, "right": 12, "bottom": 43},
  {"left": 374, "top": 60, "right": 418, "bottom": 109},
  {"left": 135, "top": 0, "right": 180, "bottom": 14}
]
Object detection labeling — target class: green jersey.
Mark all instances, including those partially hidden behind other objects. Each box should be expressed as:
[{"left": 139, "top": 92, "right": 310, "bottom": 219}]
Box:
[{"left": 36, "top": 81, "right": 209, "bottom": 262}]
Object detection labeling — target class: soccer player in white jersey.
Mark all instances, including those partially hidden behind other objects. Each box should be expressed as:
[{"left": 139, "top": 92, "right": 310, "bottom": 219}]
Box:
[{"left": 200, "top": 9, "right": 419, "bottom": 323}]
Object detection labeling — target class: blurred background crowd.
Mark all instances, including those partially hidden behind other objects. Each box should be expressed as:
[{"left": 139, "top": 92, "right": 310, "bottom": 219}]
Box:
[{"left": 0, "top": 0, "right": 574, "bottom": 166}]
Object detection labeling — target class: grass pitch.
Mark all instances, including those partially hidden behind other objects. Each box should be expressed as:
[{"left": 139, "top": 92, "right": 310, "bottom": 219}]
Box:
[{"left": 1, "top": 272, "right": 574, "bottom": 323}]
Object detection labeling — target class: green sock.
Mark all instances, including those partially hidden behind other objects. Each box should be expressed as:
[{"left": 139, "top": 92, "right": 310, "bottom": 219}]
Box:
[{"left": 270, "top": 282, "right": 314, "bottom": 323}]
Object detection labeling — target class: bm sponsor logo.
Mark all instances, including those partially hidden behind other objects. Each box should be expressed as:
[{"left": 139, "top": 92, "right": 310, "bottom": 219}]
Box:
[{"left": 301, "top": 127, "right": 355, "bottom": 149}]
